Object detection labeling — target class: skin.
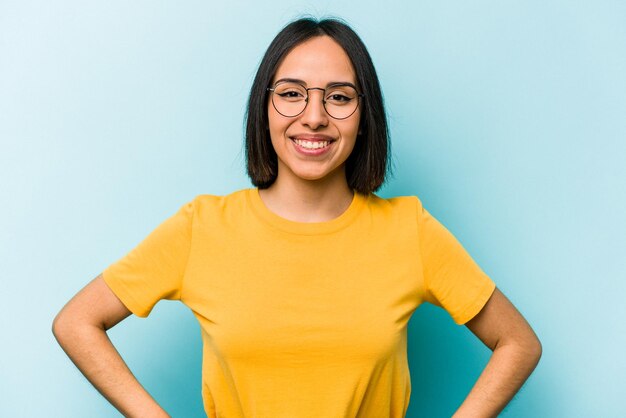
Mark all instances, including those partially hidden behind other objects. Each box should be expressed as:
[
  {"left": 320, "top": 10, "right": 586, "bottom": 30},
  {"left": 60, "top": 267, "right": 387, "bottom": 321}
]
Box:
[
  {"left": 52, "top": 34, "right": 541, "bottom": 417},
  {"left": 456, "top": 288, "right": 541, "bottom": 417},
  {"left": 262, "top": 35, "right": 542, "bottom": 416},
  {"left": 52, "top": 275, "right": 168, "bottom": 417},
  {"left": 259, "top": 35, "right": 361, "bottom": 223}
]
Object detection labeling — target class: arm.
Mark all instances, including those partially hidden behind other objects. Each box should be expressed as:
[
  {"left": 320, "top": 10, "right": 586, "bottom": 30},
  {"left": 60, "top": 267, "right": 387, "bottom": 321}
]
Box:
[
  {"left": 52, "top": 274, "right": 170, "bottom": 418},
  {"left": 453, "top": 287, "right": 542, "bottom": 418}
]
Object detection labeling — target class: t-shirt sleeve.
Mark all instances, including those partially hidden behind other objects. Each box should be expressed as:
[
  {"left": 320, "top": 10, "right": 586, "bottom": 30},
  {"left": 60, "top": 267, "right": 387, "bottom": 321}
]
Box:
[
  {"left": 101, "top": 199, "right": 195, "bottom": 318},
  {"left": 416, "top": 198, "right": 496, "bottom": 325}
]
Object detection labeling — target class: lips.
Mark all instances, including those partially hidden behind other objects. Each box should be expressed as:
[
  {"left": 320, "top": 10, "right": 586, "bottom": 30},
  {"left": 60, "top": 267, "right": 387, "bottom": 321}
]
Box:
[
  {"left": 289, "top": 134, "right": 335, "bottom": 154},
  {"left": 290, "top": 134, "right": 336, "bottom": 142}
]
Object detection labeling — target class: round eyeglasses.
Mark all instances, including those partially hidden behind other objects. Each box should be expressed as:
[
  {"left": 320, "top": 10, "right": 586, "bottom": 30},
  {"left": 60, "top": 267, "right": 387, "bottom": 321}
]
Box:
[{"left": 267, "top": 81, "right": 364, "bottom": 120}]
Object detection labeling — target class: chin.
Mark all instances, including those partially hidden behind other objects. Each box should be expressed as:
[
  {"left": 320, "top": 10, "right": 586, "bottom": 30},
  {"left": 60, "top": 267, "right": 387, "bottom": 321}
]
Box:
[
  {"left": 295, "top": 172, "right": 330, "bottom": 182},
  {"left": 278, "top": 160, "right": 346, "bottom": 184},
  {"left": 295, "top": 167, "right": 345, "bottom": 183}
]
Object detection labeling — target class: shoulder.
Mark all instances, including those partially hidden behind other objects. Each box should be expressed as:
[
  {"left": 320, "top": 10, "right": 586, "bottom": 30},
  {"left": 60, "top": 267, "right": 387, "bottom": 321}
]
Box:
[
  {"left": 360, "top": 193, "right": 426, "bottom": 232},
  {"left": 189, "top": 188, "right": 250, "bottom": 209},
  {"left": 366, "top": 192, "right": 424, "bottom": 215},
  {"left": 183, "top": 188, "right": 253, "bottom": 225}
]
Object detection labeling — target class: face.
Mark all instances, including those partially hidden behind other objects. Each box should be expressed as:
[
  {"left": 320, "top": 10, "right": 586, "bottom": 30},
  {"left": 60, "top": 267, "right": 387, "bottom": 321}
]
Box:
[{"left": 267, "top": 35, "right": 361, "bottom": 186}]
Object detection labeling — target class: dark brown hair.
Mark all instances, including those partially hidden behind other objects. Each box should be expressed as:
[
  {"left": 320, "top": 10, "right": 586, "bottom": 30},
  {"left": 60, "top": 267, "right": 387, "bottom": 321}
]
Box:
[{"left": 245, "top": 17, "right": 391, "bottom": 193}]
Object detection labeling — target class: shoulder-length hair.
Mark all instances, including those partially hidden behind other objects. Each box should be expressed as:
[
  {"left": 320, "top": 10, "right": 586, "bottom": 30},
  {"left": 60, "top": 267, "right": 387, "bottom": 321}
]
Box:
[{"left": 245, "top": 17, "right": 391, "bottom": 194}]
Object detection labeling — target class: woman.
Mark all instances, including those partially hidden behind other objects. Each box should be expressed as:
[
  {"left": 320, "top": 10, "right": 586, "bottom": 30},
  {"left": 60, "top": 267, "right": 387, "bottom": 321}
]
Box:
[{"left": 53, "top": 17, "right": 542, "bottom": 418}]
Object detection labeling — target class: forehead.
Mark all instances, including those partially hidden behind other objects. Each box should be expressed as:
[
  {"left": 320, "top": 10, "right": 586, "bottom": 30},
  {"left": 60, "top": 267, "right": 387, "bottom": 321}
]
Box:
[{"left": 272, "top": 36, "right": 357, "bottom": 85}]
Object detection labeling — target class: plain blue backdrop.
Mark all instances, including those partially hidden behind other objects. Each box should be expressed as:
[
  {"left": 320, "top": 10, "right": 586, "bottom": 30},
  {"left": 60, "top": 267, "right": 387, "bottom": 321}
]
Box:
[{"left": 1, "top": 1, "right": 625, "bottom": 417}]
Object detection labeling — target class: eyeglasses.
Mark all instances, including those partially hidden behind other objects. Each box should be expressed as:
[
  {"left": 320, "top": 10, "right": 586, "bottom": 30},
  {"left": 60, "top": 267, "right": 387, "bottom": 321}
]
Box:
[{"left": 267, "top": 81, "right": 364, "bottom": 120}]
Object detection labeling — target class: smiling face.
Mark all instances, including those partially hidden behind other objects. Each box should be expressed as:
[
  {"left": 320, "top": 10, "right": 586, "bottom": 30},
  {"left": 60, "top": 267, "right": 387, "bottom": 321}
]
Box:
[{"left": 267, "top": 35, "right": 361, "bottom": 187}]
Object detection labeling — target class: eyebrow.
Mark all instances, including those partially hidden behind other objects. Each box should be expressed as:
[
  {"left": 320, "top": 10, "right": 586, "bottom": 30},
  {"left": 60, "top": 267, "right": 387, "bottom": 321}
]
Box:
[{"left": 274, "top": 77, "right": 358, "bottom": 89}]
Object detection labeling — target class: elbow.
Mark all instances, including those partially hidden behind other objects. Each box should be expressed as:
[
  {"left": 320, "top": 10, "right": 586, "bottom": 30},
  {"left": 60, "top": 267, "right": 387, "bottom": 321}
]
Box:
[
  {"left": 500, "top": 330, "right": 542, "bottom": 370},
  {"left": 52, "top": 308, "right": 79, "bottom": 347},
  {"left": 520, "top": 332, "right": 542, "bottom": 370},
  {"left": 52, "top": 310, "right": 68, "bottom": 344},
  {"left": 530, "top": 334, "right": 543, "bottom": 365}
]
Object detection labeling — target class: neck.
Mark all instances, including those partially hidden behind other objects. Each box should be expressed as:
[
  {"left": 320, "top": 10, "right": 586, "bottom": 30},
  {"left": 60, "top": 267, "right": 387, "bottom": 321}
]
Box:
[{"left": 258, "top": 171, "right": 354, "bottom": 223}]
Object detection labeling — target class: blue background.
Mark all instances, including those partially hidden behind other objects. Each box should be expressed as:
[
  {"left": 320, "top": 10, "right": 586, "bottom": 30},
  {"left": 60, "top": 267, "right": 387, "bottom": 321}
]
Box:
[{"left": 1, "top": 1, "right": 625, "bottom": 417}]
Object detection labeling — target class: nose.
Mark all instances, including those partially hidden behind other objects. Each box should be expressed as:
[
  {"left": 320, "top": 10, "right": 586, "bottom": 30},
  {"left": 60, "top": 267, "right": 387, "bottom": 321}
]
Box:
[{"left": 299, "top": 88, "right": 329, "bottom": 129}]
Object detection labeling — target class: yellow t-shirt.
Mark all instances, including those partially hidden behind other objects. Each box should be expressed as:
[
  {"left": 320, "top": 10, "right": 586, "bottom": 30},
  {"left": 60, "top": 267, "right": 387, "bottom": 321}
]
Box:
[{"left": 103, "top": 188, "right": 495, "bottom": 418}]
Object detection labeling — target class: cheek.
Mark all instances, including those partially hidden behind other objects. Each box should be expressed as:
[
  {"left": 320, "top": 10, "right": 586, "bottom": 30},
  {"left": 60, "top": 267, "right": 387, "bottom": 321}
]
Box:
[
  {"left": 267, "top": 108, "right": 290, "bottom": 148},
  {"left": 267, "top": 100, "right": 284, "bottom": 126},
  {"left": 345, "top": 114, "right": 361, "bottom": 139},
  {"left": 267, "top": 105, "right": 279, "bottom": 136}
]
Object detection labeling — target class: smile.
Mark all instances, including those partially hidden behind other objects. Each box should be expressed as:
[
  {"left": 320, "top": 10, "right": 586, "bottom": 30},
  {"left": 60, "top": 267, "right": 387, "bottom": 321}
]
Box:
[
  {"left": 293, "top": 139, "right": 331, "bottom": 149},
  {"left": 290, "top": 137, "right": 335, "bottom": 156}
]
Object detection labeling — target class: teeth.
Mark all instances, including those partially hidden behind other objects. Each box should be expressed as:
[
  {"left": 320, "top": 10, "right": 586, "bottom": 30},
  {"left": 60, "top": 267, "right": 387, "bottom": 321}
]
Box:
[{"left": 294, "top": 139, "right": 330, "bottom": 149}]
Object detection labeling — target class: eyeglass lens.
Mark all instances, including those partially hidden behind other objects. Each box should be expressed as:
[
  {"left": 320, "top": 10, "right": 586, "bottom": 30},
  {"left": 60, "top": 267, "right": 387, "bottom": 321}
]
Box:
[{"left": 271, "top": 82, "right": 360, "bottom": 119}]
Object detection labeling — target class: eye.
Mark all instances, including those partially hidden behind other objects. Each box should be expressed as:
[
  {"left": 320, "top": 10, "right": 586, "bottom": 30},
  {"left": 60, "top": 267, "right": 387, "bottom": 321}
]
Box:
[
  {"left": 327, "top": 94, "right": 352, "bottom": 103},
  {"left": 278, "top": 90, "right": 304, "bottom": 98},
  {"left": 273, "top": 82, "right": 307, "bottom": 102},
  {"left": 325, "top": 85, "right": 358, "bottom": 105}
]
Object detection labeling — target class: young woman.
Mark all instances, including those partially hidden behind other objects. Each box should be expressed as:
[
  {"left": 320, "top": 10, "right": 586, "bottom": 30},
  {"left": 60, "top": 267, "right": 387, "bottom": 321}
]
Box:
[{"left": 53, "top": 17, "right": 542, "bottom": 418}]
